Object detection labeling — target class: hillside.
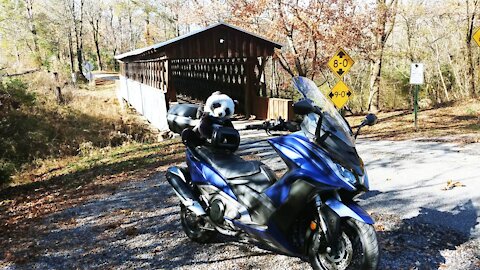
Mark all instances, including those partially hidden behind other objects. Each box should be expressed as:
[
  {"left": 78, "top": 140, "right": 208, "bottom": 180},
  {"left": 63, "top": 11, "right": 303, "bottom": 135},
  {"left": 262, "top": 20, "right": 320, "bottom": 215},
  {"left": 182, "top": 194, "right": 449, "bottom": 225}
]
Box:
[
  {"left": 350, "top": 99, "right": 480, "bottom": 143},
  {"left": 0, "top": 72, "right": 158, "bottom": 187}
]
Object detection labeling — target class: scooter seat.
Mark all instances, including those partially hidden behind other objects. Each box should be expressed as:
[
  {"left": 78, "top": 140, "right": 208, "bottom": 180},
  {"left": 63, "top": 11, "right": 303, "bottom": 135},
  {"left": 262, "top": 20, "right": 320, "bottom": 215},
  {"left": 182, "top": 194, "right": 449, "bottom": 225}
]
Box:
[{"left": 195, "top": 146, "right": 262, "bottom": 179}]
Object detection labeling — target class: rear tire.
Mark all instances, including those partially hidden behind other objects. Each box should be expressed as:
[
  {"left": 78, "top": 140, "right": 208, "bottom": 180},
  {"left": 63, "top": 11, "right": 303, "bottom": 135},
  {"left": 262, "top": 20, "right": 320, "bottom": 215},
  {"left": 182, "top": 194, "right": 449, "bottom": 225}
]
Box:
[
  {"left": 309, "top": 218, "right": 379, "bottom": 270},
  {"left": 180, "top": 205, "right": 217, "bottom": 243}
]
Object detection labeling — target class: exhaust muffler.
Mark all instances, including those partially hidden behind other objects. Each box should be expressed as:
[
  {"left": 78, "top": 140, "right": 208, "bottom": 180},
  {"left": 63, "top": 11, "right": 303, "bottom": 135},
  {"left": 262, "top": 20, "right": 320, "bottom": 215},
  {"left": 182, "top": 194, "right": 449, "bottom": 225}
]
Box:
[{"left": 166, "top": 166, "right": 206, "bottom": 216}]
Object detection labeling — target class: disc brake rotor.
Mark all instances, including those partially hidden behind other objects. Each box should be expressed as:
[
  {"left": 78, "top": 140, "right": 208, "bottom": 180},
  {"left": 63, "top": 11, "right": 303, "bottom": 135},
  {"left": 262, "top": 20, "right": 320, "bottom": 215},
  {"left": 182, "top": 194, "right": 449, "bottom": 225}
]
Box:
[{"left": 318, "top": 232, "right": 353, "bottom": 270}]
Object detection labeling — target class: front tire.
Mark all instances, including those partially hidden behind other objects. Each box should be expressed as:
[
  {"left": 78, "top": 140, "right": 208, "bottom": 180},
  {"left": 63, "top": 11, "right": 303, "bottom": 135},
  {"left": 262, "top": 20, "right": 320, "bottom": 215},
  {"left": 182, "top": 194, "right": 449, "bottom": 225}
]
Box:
[
  {"left": 180, "top": 205, "right": 217, "bottom": 243},
  {"left": 309, "top": 218, "right": 379, "bottom": 270}
]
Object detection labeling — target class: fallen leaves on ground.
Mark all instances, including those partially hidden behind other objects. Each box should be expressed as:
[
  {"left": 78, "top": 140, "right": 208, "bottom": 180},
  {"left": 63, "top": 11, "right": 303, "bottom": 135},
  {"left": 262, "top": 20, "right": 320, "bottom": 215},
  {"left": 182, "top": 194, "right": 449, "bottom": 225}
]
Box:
[
  {"left": 349, "top": 98, "right": 480, "bottom": 142},
  {"left": 442, "top": 180, "right": 466, "bottom": 190},
  {"left": 0, "top": 139, "right": 184, "bottom": 266},
  {"left": 124, "top": 226, "right": 138, "bottom": 236}
]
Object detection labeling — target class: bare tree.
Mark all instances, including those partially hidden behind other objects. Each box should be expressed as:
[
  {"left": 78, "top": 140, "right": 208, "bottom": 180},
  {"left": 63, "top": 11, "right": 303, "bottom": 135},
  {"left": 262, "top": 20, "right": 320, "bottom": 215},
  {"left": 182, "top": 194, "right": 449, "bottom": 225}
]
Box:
[
  {"left": 86, "top": 0, "right": 104, "bottom": 70},
  {"left": 107, "top": 7, "right": 119, "bottom": 70},
  {"left": 24, "top": 0, "right": 41, "bottom": 64},
  {"left": 68, "top": 0, "right": 86, "bottom": 80},
  {"left": 67, "top": 27, "right": 75, "bottom": 75},
  {"left": 368, "top": 0, "right": 398, "bottom": 113},
  {"left": 465, "top": 0, "right": 479, "bottom": 97}
]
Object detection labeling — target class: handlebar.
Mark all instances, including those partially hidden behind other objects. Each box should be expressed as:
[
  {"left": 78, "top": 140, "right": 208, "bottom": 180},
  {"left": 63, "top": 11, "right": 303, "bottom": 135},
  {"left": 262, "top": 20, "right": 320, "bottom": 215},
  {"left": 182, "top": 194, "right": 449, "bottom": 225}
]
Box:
[{"left": 245, "top": 118, "right": 300, "bottom": 135}]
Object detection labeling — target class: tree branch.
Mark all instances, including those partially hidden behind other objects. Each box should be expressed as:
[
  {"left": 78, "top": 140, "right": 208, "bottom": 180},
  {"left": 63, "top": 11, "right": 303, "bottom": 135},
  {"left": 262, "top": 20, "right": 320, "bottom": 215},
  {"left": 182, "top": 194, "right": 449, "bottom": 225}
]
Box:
[
  {"left": 276, "top": 52, "right": 295, "bottom": 77},
  {"left": 2, "top": 69, "right": 40, "bottom": 77}
]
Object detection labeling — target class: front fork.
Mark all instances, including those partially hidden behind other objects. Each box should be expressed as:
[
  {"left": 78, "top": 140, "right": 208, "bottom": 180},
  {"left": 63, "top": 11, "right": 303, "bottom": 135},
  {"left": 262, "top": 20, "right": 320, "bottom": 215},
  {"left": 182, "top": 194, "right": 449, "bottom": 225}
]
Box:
[{"left": 313, "top": 193, "right": 342, "bottom": 253}]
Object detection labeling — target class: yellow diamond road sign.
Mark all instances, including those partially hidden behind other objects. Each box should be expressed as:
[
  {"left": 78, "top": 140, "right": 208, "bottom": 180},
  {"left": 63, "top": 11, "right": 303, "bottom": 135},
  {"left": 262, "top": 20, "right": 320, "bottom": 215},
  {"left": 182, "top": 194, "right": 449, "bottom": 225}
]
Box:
[
  {"left": 328, "top": 48, "right": 355, "bottom": 78},
  {"left": 328, "top": 80, "right": 353, "bottom": 109},
  {"left": 473, "top": 28, "right": 480, "bottom": 47}
]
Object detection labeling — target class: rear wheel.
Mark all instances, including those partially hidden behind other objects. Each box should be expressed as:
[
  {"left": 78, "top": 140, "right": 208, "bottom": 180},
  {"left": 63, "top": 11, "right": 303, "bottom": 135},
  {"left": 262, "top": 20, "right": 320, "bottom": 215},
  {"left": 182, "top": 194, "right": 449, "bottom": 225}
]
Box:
[
  {"left": 309, "top": 218, "right": 379, "bottom": 270},
  {"left": 180, "top": 205, "right": 217, "bottom": 243}
]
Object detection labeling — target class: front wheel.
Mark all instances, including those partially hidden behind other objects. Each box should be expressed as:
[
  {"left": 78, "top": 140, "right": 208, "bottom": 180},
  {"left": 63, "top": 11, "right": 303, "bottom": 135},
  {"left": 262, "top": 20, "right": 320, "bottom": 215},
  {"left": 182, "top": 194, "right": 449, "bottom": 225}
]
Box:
[
  {"left": 180, "top": 205, "right": 217, "bottom": 243},
  {"left": 309, "top": 218, "right": 379, "bottom": 270}
]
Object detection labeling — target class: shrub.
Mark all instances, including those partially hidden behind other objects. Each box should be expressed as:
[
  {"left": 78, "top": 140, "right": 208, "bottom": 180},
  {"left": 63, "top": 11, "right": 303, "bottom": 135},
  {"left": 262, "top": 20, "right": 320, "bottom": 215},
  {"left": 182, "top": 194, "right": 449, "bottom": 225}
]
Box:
[
  {"left": 0, "top": 78, "right": 35, "bottom": 112},
  {"left": 0, "top": 73, "right": 157, "bottom": 187},
  {"left": 0, "top": 159, "right": 14, "bottom": 186}
]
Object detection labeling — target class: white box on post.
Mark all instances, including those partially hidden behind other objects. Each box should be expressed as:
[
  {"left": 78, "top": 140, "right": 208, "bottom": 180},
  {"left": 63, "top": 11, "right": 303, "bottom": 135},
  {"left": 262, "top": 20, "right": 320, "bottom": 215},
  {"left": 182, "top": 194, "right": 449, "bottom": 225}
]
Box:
[{"left": 410, "top": 63, "right": 424, "bottom": 85}]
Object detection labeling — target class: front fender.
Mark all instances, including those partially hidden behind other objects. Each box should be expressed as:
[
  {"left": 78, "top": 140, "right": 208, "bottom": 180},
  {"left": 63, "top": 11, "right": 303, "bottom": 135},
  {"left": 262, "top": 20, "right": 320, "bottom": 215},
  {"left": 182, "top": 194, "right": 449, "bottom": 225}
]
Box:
[{"left": 325, "top": 198, "right": 374, "bottom": 224}]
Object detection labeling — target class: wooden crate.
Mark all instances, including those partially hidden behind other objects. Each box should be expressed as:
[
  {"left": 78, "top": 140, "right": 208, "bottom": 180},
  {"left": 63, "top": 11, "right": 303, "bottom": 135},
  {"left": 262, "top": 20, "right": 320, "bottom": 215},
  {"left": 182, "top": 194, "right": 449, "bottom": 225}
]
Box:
[{"left": 252, "top": 97, "right": 293, "bottom": 121}]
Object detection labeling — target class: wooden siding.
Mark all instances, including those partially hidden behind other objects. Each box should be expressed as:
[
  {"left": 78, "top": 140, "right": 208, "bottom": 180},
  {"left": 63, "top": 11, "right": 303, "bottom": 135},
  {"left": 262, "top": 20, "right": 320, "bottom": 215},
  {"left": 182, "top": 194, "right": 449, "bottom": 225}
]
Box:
[
  {"left": 252, "top": 97, "right": 293, "bottom": 121},
  {"left": 117, "top": 23, "right": 282, "bottom": 118},
  {"left": 120, "top": 24, "right": 279, "bottom": 62}
]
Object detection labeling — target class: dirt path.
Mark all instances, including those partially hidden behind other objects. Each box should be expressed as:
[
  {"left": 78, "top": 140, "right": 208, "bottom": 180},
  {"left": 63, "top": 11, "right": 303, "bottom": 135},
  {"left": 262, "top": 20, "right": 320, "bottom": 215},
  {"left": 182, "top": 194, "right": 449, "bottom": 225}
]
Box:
[{"left": 1, "top": 132, "right": 479, "bottom": 269}]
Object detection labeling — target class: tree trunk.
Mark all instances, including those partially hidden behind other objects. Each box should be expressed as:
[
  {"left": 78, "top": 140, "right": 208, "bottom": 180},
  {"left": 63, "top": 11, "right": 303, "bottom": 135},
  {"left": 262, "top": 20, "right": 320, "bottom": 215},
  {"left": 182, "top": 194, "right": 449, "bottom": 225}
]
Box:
[
  {"left": 14, "top": 40, "right": 21, "bottom": 67},
  {"left": 367, "top": 0, "right": 398, "bottom": 113},
  {"left": 72, "top": 0, "right": 86, "bottom": 81},
  {"left": 94, "top": 35, "right": 102, "bottom": 70},
  {"left": 109, "top": 7, "right": 118, "bottom": 71},
  {"left": 447, "top": 51, "right": 467, "bottom": 96},
  {"left": 145, "top": 15, "right": 153, "bottom": 46},
  {"left": 432, "top": 38, "right": 449, "bottom": 101},
  {"left": 67, "top": 27, "right": 77, "bottom": 84},
  {"left": 129, "top": 10, "right": 134, "bottom": 49},
  {"left": 368, "top": 55, "right": 382, "bottom": 112},
  {"left": 91, "top": 18, "right": 103, "bottom": 70},
  {"left": 24, "top": 0, "right": 41, "bottom": 65},
  {"left": 466, "top": 43, "right": 476, "bottom": 97},
  {"left": 68, "top": 29, "right": 75, "bottom": 74},
  {"left": 466, "top": 0, "right": 478, "bottom": 97}
]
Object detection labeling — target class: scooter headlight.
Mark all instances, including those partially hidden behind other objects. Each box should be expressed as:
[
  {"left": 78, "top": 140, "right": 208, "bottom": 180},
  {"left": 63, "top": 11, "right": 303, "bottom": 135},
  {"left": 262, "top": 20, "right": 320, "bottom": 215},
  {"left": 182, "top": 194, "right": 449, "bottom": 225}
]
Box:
[{"left": 336, "top": 164, "right": 357, "bottom": 185}]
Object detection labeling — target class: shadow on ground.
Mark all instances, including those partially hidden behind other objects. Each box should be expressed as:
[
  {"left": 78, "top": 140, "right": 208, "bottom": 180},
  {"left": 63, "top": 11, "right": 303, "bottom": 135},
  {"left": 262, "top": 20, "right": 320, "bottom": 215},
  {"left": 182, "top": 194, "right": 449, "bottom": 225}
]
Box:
[
  {"left": 2, "top": 134, "right": 479, "bottom": 269},
  {"left": 3, "top": 173, "right": 478, "bottom": 269},
  {"left": 0, "top": 175, "right": 307, "bottom": 269},
  {"left": 373, "top": 201, "right": 478, "bottom": 269}
]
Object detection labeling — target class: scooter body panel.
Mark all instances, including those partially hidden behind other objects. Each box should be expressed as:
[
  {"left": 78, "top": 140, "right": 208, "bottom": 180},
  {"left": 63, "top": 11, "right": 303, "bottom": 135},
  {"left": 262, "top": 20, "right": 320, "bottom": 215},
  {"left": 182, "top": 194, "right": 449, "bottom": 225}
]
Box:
[
  {"left": 265, "top": 133, "right": 356, "bottom": 206},
  {"left": 186, "top": 149, "right": 237, "bottom": 199}
]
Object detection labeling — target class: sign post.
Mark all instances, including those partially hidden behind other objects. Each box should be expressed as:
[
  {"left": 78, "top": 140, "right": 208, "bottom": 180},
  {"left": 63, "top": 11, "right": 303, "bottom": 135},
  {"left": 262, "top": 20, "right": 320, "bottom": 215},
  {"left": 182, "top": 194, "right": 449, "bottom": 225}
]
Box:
[
  {"left": 414, "top": 86, "right": 419, "bottom": 131},
  {"left": 410, "top": 63, "right": 424, "bottom": 131},
  {"left": 327, "top": 48, "right": 355, "bottom": 109}
]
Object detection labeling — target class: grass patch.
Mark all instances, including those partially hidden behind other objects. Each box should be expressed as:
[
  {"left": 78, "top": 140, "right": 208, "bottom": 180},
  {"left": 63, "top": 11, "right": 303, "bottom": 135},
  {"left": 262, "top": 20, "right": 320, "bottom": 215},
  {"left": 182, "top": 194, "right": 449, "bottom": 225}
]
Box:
[
  {"left": 0, "top": 138, "right": 184, "bottom": 266},
  {"left": 12, "top": 139, "right": 183, "bottom": 187},
  {"left": 0, "top": 72, "right": 187, "bottom": 230},
  {"left": 0, "top": 138, "right": 183, "bottom": 226},
  {"left": 348, "top": 98, "right": 480, "bottom": 142},
  {"left": 0, "top": 72, "right": 157, "bottom": 186}
]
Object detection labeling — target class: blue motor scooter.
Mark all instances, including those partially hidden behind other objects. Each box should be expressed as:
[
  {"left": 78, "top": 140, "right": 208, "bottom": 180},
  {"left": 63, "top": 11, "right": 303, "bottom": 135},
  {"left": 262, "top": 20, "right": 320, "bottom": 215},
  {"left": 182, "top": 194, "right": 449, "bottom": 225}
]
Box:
[{"left": 166, "top": 76, "right": 379, "bottom": 270}]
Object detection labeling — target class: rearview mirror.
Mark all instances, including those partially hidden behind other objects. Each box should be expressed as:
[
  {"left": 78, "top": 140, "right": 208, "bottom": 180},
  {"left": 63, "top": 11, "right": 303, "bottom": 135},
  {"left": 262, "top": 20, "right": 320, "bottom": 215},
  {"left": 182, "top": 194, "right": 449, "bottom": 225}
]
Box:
[
  {"left": 355, "top": 113, "right": 377, "bottom": 139},
  {"left": 293, "top": 99, "right": 315, "bottom": 115},
  {"left": 364, "top": 113, "right": 377, "bottom": 126}
]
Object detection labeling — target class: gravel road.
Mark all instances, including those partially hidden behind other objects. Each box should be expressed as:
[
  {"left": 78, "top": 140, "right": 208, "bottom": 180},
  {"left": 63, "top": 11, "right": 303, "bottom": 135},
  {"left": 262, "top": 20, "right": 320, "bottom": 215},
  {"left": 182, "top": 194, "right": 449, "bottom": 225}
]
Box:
[
  {"left": 1, "top": 131, "right": 479, "bottom": 269},
  {"left": 356, "top": 139, "right": 480, "bottom": 237}
]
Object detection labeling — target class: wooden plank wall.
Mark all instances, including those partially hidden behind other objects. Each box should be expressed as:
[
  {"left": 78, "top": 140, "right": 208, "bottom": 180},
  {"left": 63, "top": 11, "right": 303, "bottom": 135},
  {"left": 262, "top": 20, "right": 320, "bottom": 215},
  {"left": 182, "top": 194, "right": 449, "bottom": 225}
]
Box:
[
  {"left": 122, "top": 59, "right": 168, "bottom": 93},
  {"left": 267, "top": 98, "right": 293, "bottom": 121},
  {"left": 170, "top": 57, "right": 247, "bottom": 111},
  {"left": 117, "top": 24, "right": 283, "bottom": 118},
  {"left": 162, "top": 26, "right": 275, "bottom": 60},
  {"left": 252, "top": 97, "right": 293, "bottom": 121}
]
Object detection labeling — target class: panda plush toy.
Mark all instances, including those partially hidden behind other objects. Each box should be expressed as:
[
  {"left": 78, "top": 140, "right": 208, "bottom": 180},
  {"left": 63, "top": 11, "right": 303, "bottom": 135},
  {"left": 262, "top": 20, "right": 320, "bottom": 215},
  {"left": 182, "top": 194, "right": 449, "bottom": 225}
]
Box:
[
  {"left": 196, "top": 91, "right": 235, "bottom": 139},
  {"left": 181, "top": 91, "right": 237, "bottom": 149}
]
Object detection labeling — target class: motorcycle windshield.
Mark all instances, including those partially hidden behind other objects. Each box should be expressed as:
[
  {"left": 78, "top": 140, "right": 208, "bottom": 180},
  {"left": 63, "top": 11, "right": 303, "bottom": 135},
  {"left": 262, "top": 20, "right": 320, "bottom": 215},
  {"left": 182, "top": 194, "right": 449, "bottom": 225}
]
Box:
[{"left": 293, "top": 76, "right": 363, "bottom": 175}]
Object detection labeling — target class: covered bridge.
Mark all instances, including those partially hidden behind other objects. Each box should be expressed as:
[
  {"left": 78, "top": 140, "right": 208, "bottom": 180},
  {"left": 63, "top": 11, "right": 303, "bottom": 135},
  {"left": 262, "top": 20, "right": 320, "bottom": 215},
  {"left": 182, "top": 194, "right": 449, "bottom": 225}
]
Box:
[{"left": 115, "top": 22, "right": 284, "bottom": 131}]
